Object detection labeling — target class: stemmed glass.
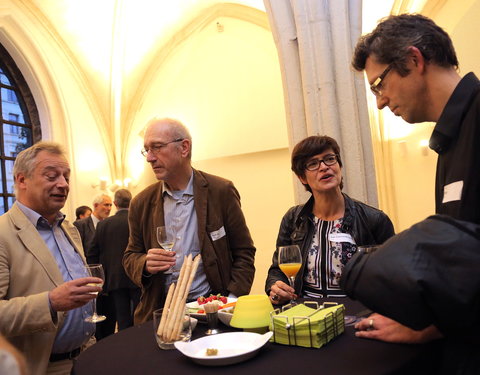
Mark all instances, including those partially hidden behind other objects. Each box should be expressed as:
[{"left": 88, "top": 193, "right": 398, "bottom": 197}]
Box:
[
  {"left": 278, "top": 245, "right": 302, "bottom": 305},
  {"left": 157, "top": 226, "right": 176, "bottom": 274},
  {"left": 84, "top": 264, "right": 106, "bottom": 323}
]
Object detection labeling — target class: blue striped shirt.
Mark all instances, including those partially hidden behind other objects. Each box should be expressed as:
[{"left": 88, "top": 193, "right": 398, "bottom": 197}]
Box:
[{"left": 163, "top": 172, "right": 210, "bottom": 299}]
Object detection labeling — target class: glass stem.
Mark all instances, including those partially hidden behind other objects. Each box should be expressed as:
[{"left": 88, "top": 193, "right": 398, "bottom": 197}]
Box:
[
  {"left": 91, "top": 298, "right": 98, "bottom": 317},
  {"left": 289, "top": 277, "right": 295, "bottom": 288},
  {"left": 289, "top": 277, "right": 296, "bottom": 301}
]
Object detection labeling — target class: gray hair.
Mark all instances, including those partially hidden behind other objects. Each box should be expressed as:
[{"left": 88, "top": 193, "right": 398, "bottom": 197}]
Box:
[
  {"left": 146, "top": 117, "right": 193, "bottom": 159},
  {"left": 92, "top": 193, "right": 111, "bottom": 206},
  {"left": 114, "top": 189, "right": 132, "bottom": 209},
  {"left": 13, "top": 142, "right": 66, "bottom": 195}
]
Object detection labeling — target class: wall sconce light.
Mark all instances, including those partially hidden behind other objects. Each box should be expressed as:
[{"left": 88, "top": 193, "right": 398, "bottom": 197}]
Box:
[
  {"left": 92, "top": 177, "right": 108, "bottom": 190},
  {"left": 419, "top": 139, "right": 429, "bottom": 156},
  {"left": 93, "top": 177, "right": 137, "bottom": 192}
]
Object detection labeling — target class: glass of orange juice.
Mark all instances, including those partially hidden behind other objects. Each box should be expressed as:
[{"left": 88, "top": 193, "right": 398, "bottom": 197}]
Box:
[{"left": 278, "top": 245, "right": 302, "bottom": 305}]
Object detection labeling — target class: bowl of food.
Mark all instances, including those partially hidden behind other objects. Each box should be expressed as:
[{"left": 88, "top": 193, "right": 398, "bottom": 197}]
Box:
[{"left": 186, "top": 294, "right": 236, "bottom": 322}]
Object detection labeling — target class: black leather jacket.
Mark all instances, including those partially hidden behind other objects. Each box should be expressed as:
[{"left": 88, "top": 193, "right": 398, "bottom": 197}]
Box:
[{"left": 265, "top": 193, "right": 395, "bottom": 295}]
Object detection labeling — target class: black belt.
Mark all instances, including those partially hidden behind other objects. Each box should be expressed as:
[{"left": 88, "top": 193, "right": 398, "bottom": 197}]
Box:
[{"left": 49, "top": 347, "right": 81, "bottom": 362}]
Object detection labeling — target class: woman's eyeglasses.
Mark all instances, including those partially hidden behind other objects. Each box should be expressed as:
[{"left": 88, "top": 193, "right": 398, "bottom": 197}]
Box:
[{"left": 305, "top": 154, "right": 339, "bottom": 171}]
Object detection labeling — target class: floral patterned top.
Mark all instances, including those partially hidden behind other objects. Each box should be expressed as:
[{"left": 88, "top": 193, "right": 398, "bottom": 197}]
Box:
[{"left": 303, "top": 217, "right": 357, "bottom": 297}]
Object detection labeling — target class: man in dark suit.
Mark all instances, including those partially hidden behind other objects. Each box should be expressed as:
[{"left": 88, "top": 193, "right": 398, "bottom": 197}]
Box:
[
  {"left": 74, "top": 194, "right": 112, "bottom": 262},
  {"left": 74, "top": 193, "right": 114, "bottom": 340},
  {"left": 90, "top": 189, "right": 140, "bottom": 332}
]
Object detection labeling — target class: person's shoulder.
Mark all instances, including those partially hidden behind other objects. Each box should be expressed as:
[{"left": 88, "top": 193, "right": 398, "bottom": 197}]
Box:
[
  {"left": 345, "top": 194, "right": 380, "bottom": 212},
  {"left": 281, "top": 203, "right": 306, "bottom": 225},
  {"left": 195, "top": 169, "right": 232, "bottom": 187},
  {"left": 131, "top": 182, "right": 162, "bottom": 204},
  {"left": 73, "top": 216, "right": 88, "bottom": 228}
]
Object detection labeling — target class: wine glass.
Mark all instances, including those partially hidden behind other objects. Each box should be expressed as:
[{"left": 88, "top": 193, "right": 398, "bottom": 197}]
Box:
[
  {"left": 84, "top": 264, "right": 106, "bottom": 323},
  {"left": 157, "top": 226, "right": 176, "bottom": 274},
  {"left": 278, "top": 245, "right": 302, "bottom": 305}
]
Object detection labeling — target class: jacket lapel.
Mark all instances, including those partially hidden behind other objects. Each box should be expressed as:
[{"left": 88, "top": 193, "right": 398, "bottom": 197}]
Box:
[
  {"left": 193, "top": 169, "right": 208, "bottom": 246},
  {"left": 10, "top": 204, "right": 64, "bottom": 286},
  {"left": 63, "top": 220, "right": 87, "bottom": 262},
  {"left": 87, "top": 216, "right": 95, "bottom": 237},
  {"left": 152, "top": 182, "right": 165, "bottom": 247}
]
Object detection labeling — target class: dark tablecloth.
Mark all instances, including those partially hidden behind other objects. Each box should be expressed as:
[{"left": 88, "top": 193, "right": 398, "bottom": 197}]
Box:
[{"left": 72, "top": 298, "right": 440, "bottom": 375}]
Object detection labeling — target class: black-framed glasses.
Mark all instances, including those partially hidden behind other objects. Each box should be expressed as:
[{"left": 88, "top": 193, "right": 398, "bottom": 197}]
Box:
[
  {"left": 370, "top": 64, "right": 393, "bottom": 97},
  {"left": 305, "top": 154, "right": 338, "bottom": 171},
  {"left": 141, "top": 138, "right": 184, "bottom": 157}
]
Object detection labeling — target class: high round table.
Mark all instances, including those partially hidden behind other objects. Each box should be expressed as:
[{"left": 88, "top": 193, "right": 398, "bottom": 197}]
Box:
[{"left": 72, "top": 298, "right": 440, "bottom": 375}]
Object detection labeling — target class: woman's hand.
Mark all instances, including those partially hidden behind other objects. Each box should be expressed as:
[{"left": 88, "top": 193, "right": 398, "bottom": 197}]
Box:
[{"left": 269, "top": 280, "right": 297, "bottom": 305}]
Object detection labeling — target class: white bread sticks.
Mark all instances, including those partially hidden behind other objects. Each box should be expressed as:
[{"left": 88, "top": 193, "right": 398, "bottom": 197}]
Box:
[{"left": 156, "top": 254, "right": 201, "bottom": 341}]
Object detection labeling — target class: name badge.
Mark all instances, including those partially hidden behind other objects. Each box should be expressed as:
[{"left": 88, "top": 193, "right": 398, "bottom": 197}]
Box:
[
  {"left": 442, "top": 180, "right": 463, "bottom": 203},
  {"left": 210, "top": 226, "right": 226, "bottom": 241},
  {"left": 328, "top": 232, "right": 355, "bottom": 244}
]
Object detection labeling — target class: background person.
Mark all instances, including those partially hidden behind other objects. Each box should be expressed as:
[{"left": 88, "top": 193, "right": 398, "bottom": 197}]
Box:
[
  {"left": 123, "top": 117, "right": 256, "bottom": 324},
  {"left": 74, "top": 194, "right": 113, "bottom": 261},
  {"left": 90, "top": 189, "right": 140, "bottom": 333},
  {"left": 0, "top": 142, "right": 101, "bottom": 375},
  {"left": 74, "top": 205, "right": 92, "bottom": 222},
  {"left": 265, "top": 136, "right": 394, "bottom": 305}
]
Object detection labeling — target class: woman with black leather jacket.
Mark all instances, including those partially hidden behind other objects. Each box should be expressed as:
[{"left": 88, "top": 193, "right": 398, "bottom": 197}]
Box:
[{"left": 265, "top": 135, "right": 394, "bottom": 305}]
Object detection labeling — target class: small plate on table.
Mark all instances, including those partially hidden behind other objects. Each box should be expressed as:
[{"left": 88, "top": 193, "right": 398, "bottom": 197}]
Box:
[
  {"left": 186, "top": 297, "right": 236, "bottom": 322},
  {"left": 174, "top": 331, "right": 273, "bottom": 366}
]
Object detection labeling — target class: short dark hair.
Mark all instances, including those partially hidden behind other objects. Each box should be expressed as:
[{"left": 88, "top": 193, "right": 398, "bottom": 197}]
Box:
[
  {"left": 75, "top": 205, "right": 92, "bottom": 220},
  {"left": 114, "top": 189, "right": 132, "bottom": 209},
  {"left": 352, "top": 14, "right": 458, "bottom": 76},
  {"left": 291, "top": 135, "right": 343, "bottom": 193}
]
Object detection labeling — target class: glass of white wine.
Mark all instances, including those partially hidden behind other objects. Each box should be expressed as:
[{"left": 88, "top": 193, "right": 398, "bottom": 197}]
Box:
[
  {"left": 157, "top": 226, "right": 176, "bottom": 274},
  {"left": 278, "top": 245, "right": 302, "bottom": 305},
  {"left": 84, "top": 264, "right": 106, "bottom": 323}
]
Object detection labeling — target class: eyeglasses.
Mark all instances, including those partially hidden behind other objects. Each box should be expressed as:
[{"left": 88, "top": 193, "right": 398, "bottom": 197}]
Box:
[
  {"left": 370, "top": 64, "right": 393, "bottom": 97},
  {"left": 305, "top": 154, "right": 339, "bottom": 171},
  {"left": 141, "top": 139, "right": 184, "bottom": 157}
]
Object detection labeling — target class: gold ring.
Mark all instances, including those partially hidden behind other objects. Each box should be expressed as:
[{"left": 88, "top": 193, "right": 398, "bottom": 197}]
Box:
[{"left": 368, "top": 319, "right": 374, "bottom": 329}]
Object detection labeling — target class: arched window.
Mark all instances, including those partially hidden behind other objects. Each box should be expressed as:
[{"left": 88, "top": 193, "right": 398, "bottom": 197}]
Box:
[{"left": 0, "top": 43, "right": 41, "bottom": 214}]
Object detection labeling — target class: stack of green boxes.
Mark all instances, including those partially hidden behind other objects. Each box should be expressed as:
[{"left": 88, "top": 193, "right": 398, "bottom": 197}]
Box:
[{"left": 269, "top": 303, "right": 345, "bottom": 348}]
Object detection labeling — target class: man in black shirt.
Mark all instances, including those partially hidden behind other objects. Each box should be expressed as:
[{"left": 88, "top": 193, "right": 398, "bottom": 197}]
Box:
[
  {"left": 349, "top": 14, "right": 480, "bottom": 347},
  {"left": 352, "top": 14, "right": 480, "bottom": 224}
]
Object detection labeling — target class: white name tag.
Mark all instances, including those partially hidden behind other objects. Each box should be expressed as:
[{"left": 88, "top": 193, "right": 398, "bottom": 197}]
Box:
[
  {"left": 328, "top": 232, "right": 355, "bottom": 244},
  {"left": 210, "top": 226, "right": 226, "bottom": 241},
  {"left": 442, "top": 180, "right": 463, "bottom": 203}
]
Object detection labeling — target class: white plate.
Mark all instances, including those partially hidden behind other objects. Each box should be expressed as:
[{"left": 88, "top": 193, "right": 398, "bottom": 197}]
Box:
[
  {"left": 186, "top": 297, "right": 236, "bottom": 322},
  {"left": 174, "top": 331, "right": 273, "bottom": 366}
]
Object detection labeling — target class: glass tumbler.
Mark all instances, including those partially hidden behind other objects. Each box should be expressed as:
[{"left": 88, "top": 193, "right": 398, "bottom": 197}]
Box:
[{"left": 153, "top": 308, "right": 192, "bottom": 350}]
